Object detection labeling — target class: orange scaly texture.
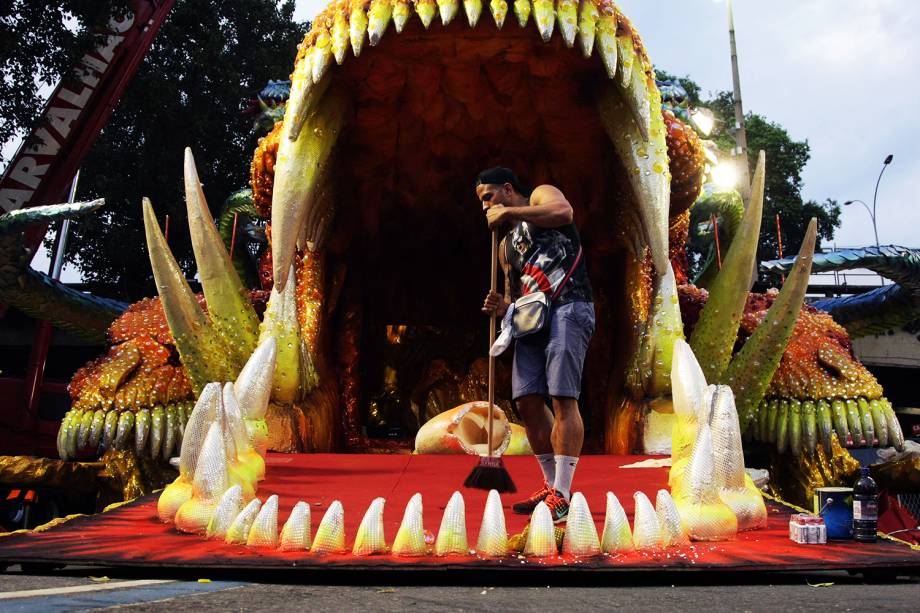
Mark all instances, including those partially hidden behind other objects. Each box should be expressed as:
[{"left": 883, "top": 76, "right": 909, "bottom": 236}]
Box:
[
  {"left": 250, "top": 121, "right": 283, "bottom": 218},
  {"left": 664, "top": 110, "right": 705, "bottom": 218}
]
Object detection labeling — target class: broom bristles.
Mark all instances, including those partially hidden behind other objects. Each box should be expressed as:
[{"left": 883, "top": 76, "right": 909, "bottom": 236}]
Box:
[{"left": 464, "top": 456, "right": 516, "bottom": 493}]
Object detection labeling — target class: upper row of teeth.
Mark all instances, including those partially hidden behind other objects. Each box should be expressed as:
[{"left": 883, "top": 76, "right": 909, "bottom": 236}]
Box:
[{"left": 298, "top": 0, "right": 646, "bottom": 85}]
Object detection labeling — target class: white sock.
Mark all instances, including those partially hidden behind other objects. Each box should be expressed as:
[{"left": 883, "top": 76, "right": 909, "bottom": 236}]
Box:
[
  {"left": 536, "top": 453, "right": 555, "bottom": 485},
  {"left": 553, "top": 455, "right": 579, "bottom": 500}
]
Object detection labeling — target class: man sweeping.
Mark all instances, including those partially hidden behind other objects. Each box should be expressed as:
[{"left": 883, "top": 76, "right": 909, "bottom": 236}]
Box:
[{"left": 475, "top": 167, "right": 595, "bottom": 523}]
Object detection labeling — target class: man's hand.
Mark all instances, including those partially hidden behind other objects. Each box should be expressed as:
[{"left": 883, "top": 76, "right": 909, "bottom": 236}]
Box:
[
  {"left": 482, "top": 290, "right": 509, "bottom": 318},
  {"left": 485, "top": 204, "right": 511, "bottom": 229}
]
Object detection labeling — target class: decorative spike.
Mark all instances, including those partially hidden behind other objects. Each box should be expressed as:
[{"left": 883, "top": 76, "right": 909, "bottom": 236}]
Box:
[
  {"left": 789, "top": 400, "right": 803, "bottom": 456},
  {"left": 475, "top": 489, "right": 508, "bottom": 557},
  {"left": 415, "top": 0, "right": 437, "bottom": 28},
  {"left": 857, "top": 398, "right": 875, "bottom": 446},
  {"left": 225, "top": 498, "right": 262, "bottom": 545},
  {"left": 437, "top": 0, "right": 459, "bottom": 24},
  {"left": 88, "top": 409, "right": 105, "bottom": 449},
  {"left": 435, "top": 492, "right": 468, "bottom": 556},
  {"left": 555, "top": 0, "right": 577, "bottom": 47},
  {"left": 247, "top": 495, "right": 279, "bottom": 548},
  {"left": 352, "top": 497, "right": 387, "bottom": 555},
  {"left": 562, "top": 492, "right": 600, "bottom": 556},
  {"left": 815, "top": 399, "right": 834, "bottom": 452},
  {"left": 672, "top": 423, "right": 738, "bottom": 541},
  {"left": 331, "top": 9, "right": 350, "bottom": 64},
  {"left": 512, "top": 0, "right": 530, "bottom": 27},
  {"left": 312, "top": 500, "right": 346, "bottom": 553},
  {"left": 831, "top": 399, "right": 850, "bottom": 446},
  {"left": 655, "top": 490, "right": 689, "bottom": 547},
  {"left": 577, "top": 0, "right": 599, "bottom": 58},
  {"left": 77, "top": 410, "right": 93, "bottom": 450},
  {"left": 279, "top": 501, "right": 312, "bottom": 551},
  {"left": 632, "top": 492, "right": 663, "bottom": 550},
  {"left": 869, "top": 399, "right": 888, "bottom": 448},
  {"left": 600, "top": 492, "right": 633, "bottom": 553},
  {"left": 616, "top": 32, "right": 634, "bottom": 88},
  {"left": 845, "top": 399, "right": 865, "bottom": 446},
  {"left": 102, "top": 409, "right": 118, "bottom": 449},
  {"left": 114, "top": 410, "right": 134, "bottom": 451},
  {"left": 142, "top": 198, "right": 231, "bottom": 390},
  {"left": 183, "top": 149, "right": 260, "bottom": 366},
  {"left": 802, "top": 400, "right": 818, "bottom": 453},
  {"left": 162, "top": 405, "right": 178, "bottom": 459},
  {"left": 464, "top": 0, "right": 482, "bottom": 26},
  {"left": 393, "top": 0, "right": 412, "bottom": 32},
  {"left": 524, "top": 501, "right": 557, "bottom": 557},
  {"left": 207, "top": 485, "right": 245, "bottom": 540},
  {"left": 175, "top": 422, "right": 230, "bottom": 534},
  {"left": 393, "top": 493, "right": 427, "bottom": 556},
  {"left": 234, "top": 337, "right": 277, "bottom": 420},
  {"left": 271, "top": 87, "right": 348, "bottom": 291},
  {"left": 723, "top": 217, "right": 818, "bottom": 427},
  {"left": 489, "top": 0, "right": 507, "bottom": 27},
  {"left": 350, "top": 4, "right": 369, "bottom": 56},
  {"left": 368, "top": 0, "right": 393, "bottom": 46},
  {"left": 312, "top": 30, "right": 333, "bottom": 83},
  {"left": 532, "top": 0, "right": 554, "bottom": 42},
  {"left": 258, "top": 274, "right": 300, "bottom": 405}
]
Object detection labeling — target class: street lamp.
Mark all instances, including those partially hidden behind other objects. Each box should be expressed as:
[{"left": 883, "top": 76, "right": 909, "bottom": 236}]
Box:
[{"left": 843, "top": 154, "right": 893, "bottom": 251}]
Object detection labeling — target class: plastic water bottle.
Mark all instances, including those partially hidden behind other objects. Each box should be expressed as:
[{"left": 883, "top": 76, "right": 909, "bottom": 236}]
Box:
[{"left": 852, "top": 467, "right": 879, "bottom": 543}]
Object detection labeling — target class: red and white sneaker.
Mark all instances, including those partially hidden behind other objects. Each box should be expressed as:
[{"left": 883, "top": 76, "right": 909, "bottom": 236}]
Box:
[
  {"left": 543, "top": 489, "right": 570, "bottom": 524},
  {"left": 511, "top": 481, "right": 553, "bottom": 515}
]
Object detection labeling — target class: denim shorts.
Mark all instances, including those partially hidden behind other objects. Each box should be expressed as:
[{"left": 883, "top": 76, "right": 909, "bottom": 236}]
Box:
[{"left": 511, "top": 301, "right": 595, "bottom": 400}]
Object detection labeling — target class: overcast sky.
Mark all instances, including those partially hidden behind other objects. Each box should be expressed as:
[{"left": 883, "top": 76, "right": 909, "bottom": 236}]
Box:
[{"left": 293, "top": 0, "right": 919, "bottom": 249}]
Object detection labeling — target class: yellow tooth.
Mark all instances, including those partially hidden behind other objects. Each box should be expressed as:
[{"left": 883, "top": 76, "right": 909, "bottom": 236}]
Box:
[
  {"left": 475, "top": 490, "right": 508, "bottom": 557},
  {"left": 312, "top": 500, "right": 346, "bottom": 553},
  {"left": 312, "top": 29, "right": 333, "bottom": 83},
  {"left": 332, "top": 9, "right": 350, "bottom": 64},
  {"left": 631, "top": 491, "right": 663, "bottom": 550},
  {"left": 669, "top": 340, "right": 707, "bottom": 488},
  {"left": 556, "top": 0, "right": 577, "bottom": 47},
  {"left": 625, "top": 62, "right": 652, "bottom": 142},
  {"left": 393, "top": 493, "right": 427, "bottom": 556},
  {"left": 368, "top": 0, "right": 393, "bottom": 46},
  {"left": 577, "top": 0, "right": 599, "bottom": 58},
  {"left": 222, "top": 382, "right": 265, "bottom": 483},
  {"left": 524, "top": 501, "right": 557, "bottom": 557},
  {"left": 350, "top": 3, "right": 369, "bottom": 56},
  {"left": 393, "top": 0, "right": 412, "bottom": 32},
  {"left": 561, "top": 492, "right": 600, "bottom": 557},
  {"left": 247, "top": 494, "right": 279, "bottom": 548},
  {"left": 438, "top": 0, "right": 459, "bottom": 24},
  {"left": 286, "top": 51, "right": 313, "bottom": 142},
  {"left": 512, "top": 0, "right": 530, "bottom": 27},
  {"left": 207, "top": 485, "right": 245, "bottom": 539},
  {"left": 533, "top": 0, "right": 554, "bottom": 42},
  {"left": 464, "top": 0, "right": 482, "bottom": 26},
  {"left": 225, "top": 498, "right": 262, "bottom": 545},
  {"left": 279, "top": 501, "right": 312, "bottom": 551},
  {"left": 178, "top": 383, "right": 220, "bottom": 479},
  {"left": 271, "top": 86, "right": 348, "bottom": 291},
  {"left": 157, "top": 479, "right": 193, "bottom": 524},
  {"left": 352, "top": 497, "right": 387, "bottom": 555},
  {"left": 435, "top": 491, "right": 468, "bottom": 556},
  {"left": 234, "top": 337, "right": 276, "bottom": 421},
  {"left": 616, "top": 33, "right": 634, "bottom": 89},
  {"left": 644, "top": 266, "right": 684, "bottom": 397},
  {"left": 655, "top": 489, "right": 689, "bottom": 547},
  {"left": 596, "top": 10, "right": 618, "bottom": 79},
  {"left": 258, "top": 279, "right": 301, "bottom": 406},
  {"left": 414, "top": 0, "right": 437, "bottom": 28},
  {"left": 175, "top": 423, "right": 230, "bottom": 534},
  {"left": 489, "top": 0, "right": 508, "bottom": 27},
  {"left": 600, "top": 492, "right": 634, "bottom": 553}
]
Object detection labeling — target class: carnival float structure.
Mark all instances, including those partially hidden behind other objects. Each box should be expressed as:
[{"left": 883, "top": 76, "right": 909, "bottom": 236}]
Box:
[{"left": 1, "top": 0, "right": 918, "bottom": 572}]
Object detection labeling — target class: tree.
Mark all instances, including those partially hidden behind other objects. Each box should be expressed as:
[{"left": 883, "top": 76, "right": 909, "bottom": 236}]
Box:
[
  {"left": 0, "top": 1, "right": 130, "bottom": 153},
  {"left": 61, "top": 0, "right": 307, "bottom": 300}
]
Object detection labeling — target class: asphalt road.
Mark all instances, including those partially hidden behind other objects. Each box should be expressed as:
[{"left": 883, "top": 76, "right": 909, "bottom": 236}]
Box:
[{"left": 1, "top": 566, "right": 918, "bottom": 612}]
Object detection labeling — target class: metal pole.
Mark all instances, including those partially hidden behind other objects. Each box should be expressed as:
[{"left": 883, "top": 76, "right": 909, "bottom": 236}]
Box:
[
  {"left": 727, "top": 0, "right": 751, "bottom": 201},
  {"left": 872, "top": 155, "right": 892, "bottom": 249},
  {"left": 49, "top": 170, "right": 80, "bottom": 280}
]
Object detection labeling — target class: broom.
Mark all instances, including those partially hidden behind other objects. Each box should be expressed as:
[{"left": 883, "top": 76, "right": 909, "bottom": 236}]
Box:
[{"left": 464, "top": 228, "right": 516, "bottom": 493}]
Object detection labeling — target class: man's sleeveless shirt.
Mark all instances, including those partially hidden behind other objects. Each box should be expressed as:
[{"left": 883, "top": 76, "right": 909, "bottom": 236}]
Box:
[{"left": 504, "top": 221, "right": 593, "bottom": 305}]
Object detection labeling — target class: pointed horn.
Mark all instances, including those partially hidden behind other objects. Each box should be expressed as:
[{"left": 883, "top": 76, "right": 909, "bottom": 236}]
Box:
[
  {"left": 600, "top": 492, "right": 634, "bottom": 553},
  {"left": 257, "top": 269, "right": 301, "bottom": 404},
  {"left": 247, "top": 494, "right": 279, "bottom": 548},
  {"left": 178, "top": 383, "right": 221, "bottom": 478},
  {"left": 434, "top": 492, "right": 468, "bottom": 556},
  {"left": 655, "top": 489, "right": 689, "bottom": 547},
  {"left": 174, "top": 422, "right": 230, "bottom": 534},
  {"left": 475, "top": 489, "right": 508, "bottom": 557},
  {"left": 631, "top": 491, "right": 663, "bottom": 550},
  {"left": 225, "top": 498, "right": 262, "bottom": 545},
  {"left": 524, "top": 501, "right": 557, "bottom": 557},
  {"left": 690, "top": 151, "right": 767, "bottom": 382},
  {"left": 561, "top": 492, "right": 600, "bottom": 557},
  {"left": 279, "top": 501, "right": 312, "bottom": 551},
  {"left": 723, "top": 218, "right": 818, "bottom": 428},
  {"left": 392, "top": 493, "right": 427, "bottom": 556},
  {"left": 352, "top": 497, "right": 387, "bottom": 556},
  {"left": 142, "top": 197, "right": 232, "bottom": 390},
  {"left": 646, "top": 265, "right": 685, "bottom": 396},
  {"left": 311, "top": 500, "right": 346, "bottom": 553},
  {"left": 233, "top": 336, "right": 276, "bottom": 420},
  {"left": 206, "top": 485, "right": 245, "bottom": 540}
]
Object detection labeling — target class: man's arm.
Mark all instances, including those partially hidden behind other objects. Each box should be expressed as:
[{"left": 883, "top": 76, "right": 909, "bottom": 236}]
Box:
[{"left": 487, "top": 185, "right": 573, "bottom": 228}]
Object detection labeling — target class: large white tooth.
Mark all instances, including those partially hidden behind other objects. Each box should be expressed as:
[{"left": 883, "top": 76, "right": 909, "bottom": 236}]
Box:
[
  {"left": 643, "top": 266, "right": 685, "bottom": 397},
  {"left": 258, "top": 271, "right": 301, "bottom": 406},
  {"left": 709, "top": 387, "right": 767, "bottom": 531},
  {"left": 312, "top": 30, "right": 333, "bottom": 83},
  {"left": 331, "top": 9, "right": 350, "bottom": 64},
  {"left": 207, "top": 485, "right": 245, "bottom": 540},
  {"left": 561, "top": 492, "right": 600, "bottom": 557},
  {"left": 222, "top": 382, "right": 264, "bottom": 482},
  {"left": 174, "top": 422, "right": 230, "bottom": 534},
  {"left": 368, "top": 0, "right": 393, "bottom": 46},
  {"left": 596, "top": 10, "right": 617, "bottom": 77},
  {"left": 416, "top": 0, "right": 437, "bottom": 28},
  {"left": 393, "top": 493, "right": 427, "bottom": 556},
  {"left": 475, "top": 489, "right": 508, "bottom": 557},
  {"left": 464, "top": 0, "right": 482, "bottom": 27},
  {"left": 226, "top": 498, "right": 262, "bottom": 545},
  {"left": 285, "top": 52, "right": 313, "bottom": 142},
  {"left": 489, "top": 0, "right": 508, "bottom": 28},
  {"left": 555, "top": 0, "right": 577, "bottom": 48},
  {"left": 350, "top": 4, "right": 369, "bottom": 56},
  {"left": 393, "top": 0, "right": 411, "bottom": 32},
  {"left": 512, "top": 0, "right": 530, "bottom": 27},
  {"left": 577, "top": 0, "right": 599, "bottom": 58},
  {"left": 435, "top": 492, "right": 468, "bottom": 556},
  {"left": 532, "top": 0, "right": 554, "bottom": 42},
  {"left": 616, "top": 32, "right": 635, "bottom": 88},
  {"left": 352, "top": 497, "right": 387, "bottom": 556},
  {"left": 233, "top": 337, "right": 277, "bottom": 420},
  {"left": 247, "top": 494, "right": 280, "bottom": 548},
  {"left": 279, "top": 501, "right": 312, "bottom": 551},
  {"left": 631, "top": 492, "right": 663, "bottom": 550},
  {"left": 312, "top": 500, "right": 346, "bottom": 553},
  {"left": 600, "top": 492, "right": 634, "bottom": 553},
  {"left": 524, "top": 501, "right": 557, "bottom": 557},
  {"left": 656, "top": 489, "right": 689, "bottom": 547},
  {"left": 625, "top": 62, "right": 652, "bottom": 142},
  {"left": 438, "top": 0, "right": 460, "bottom": 25}
]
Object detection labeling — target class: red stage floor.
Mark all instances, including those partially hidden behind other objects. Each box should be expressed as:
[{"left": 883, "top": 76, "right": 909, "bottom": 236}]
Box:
[{"left": 1, "top": 454, "right": 918, "bottom": 572}]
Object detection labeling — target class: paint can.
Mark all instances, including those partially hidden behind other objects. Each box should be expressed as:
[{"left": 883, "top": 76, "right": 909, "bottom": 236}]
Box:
[{"left": 814, "top": 487, "right": 853, "bottom": 540}]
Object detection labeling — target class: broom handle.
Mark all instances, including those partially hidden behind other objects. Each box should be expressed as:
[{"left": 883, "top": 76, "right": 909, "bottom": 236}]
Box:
[{"left": 487, "top": 229, "right": 498, "bottom": 458}]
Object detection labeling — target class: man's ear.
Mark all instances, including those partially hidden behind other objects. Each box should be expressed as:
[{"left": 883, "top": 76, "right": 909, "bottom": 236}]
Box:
[{"left": 503, "top": 183, "right": 514, "bottom": 198}]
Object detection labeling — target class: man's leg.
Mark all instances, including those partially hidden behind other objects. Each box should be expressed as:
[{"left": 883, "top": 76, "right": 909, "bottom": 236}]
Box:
[
  {"left": 550, "top": 396, "right": 583, "bottom": 500},
  {"left": 517, "top": 394, "right": 555, "bottom": 484}
]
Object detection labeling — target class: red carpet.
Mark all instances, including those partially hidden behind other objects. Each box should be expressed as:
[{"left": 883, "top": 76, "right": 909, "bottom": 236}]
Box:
[{"left": 1, "top": 454, "right": 918, "bottom": 572}]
